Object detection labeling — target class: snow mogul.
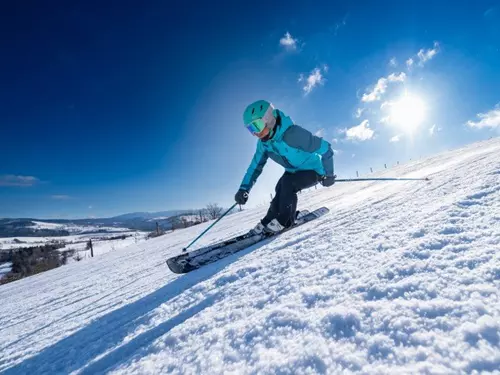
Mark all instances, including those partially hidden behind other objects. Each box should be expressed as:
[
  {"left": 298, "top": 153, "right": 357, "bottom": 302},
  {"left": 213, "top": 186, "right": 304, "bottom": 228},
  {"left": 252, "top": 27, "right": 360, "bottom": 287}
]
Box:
[{"left": 235, "top": 100, "right": 336, "bottom": 235}]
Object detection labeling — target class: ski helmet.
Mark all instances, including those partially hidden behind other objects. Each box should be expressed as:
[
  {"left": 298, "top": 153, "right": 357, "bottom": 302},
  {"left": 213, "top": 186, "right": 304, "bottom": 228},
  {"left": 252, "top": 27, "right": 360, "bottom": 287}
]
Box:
[{"left": 243, "top": 100, "right": 276, "bottom": 135}]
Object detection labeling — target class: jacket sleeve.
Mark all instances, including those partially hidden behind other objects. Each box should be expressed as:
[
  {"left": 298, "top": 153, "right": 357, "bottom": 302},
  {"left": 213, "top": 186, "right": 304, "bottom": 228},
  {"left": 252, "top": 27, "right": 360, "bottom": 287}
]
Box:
[
  {"left": 239, "top": 142, "right": 269, "bottom": 192},
  {"left": 282, "top": 125, "right": 335, "bottom": 177}
]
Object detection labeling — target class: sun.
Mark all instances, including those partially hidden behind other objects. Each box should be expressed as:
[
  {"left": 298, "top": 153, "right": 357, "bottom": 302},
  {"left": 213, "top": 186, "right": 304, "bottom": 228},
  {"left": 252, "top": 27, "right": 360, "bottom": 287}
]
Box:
[{"left": 389, "top": 94, "right": 426, "bottom": 133}]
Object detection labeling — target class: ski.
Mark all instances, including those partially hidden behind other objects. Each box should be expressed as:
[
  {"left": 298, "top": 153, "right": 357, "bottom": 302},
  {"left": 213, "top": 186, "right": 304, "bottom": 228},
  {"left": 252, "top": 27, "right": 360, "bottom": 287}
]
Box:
[{"left": 166, "top": 207, "right": 329, "bottom": 274}]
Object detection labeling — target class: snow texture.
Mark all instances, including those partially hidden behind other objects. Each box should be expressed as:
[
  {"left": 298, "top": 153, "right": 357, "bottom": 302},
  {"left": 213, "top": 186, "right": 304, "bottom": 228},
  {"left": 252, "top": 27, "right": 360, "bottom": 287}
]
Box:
[
  {"left": 65, "top": 232, "right": 149, "bottom": 260},
  {"left": 0, "top": 138, "right": 499, "bottom": 374}
]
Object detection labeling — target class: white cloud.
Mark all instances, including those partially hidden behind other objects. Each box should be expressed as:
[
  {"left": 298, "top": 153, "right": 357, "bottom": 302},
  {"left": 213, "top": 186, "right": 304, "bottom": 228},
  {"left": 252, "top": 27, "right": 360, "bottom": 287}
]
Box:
[
  {"left": 355, "top": 108, "right": 365, "bottom": 118},
  {"left": 380, "top": 101, "right": 392, "bottom": 110},
  {"left": 379, "top": 116, "right": 391, "bottom": 124},
  {"left": 344, "top": 120, "right": 374, "bottom": 141},
  {"left": 361, "top": 73, "right": 406, "bottom": 102},
  {"left": 301, "top": 67, "right": 326, "bottom": 95},
  {"left": 390, "top": 134, "right": 402, "bottom": 142},
  {"left": 406, "top": 42, "right": 440, "bottom": 70},
  {"left": 333, "top": 14, "right": 348, "bottom": 35},
  {"left": 332, "top": 138, "right": 339, "bottom": 144},
  {"left": 362, "top": 77, "right": 387, "bottom": 102},
  {"left": 280, "top": 32, "right": 298, "bottom": 50},
  {"left": 417, "top": 42, "right": 440, "bottom": 66},
  {"left": 466, "top": 104, "right": 500, "bottom": 129},
  {"left": 333, "top": 149, "right": 342, "bottom": 155},
  {"left": 51, "top": 195, "right": 72, "bottom": 200},
  {"left": 406, "top": 58, "right": 414, "bottom": 69},
  {"left": 88, "top": 205, "right": 93, "bottom": 209},
  {"left": 388, "top": 72, "right": 406, "bottom": 82},
  {"left": 314, "top": 128, "right": 325, "bottom": 137},
  {"left": 429, "top": 124, "right": 442, "bottom": 135},
  {"left": 389, "top": 58, "right": 397, "bottom": 67},
  {"left": 0, "top": 175, "right": 39, "bottom": 187},
  {"left": 352, "top": 154, "right": 356, "bottom": 158}
]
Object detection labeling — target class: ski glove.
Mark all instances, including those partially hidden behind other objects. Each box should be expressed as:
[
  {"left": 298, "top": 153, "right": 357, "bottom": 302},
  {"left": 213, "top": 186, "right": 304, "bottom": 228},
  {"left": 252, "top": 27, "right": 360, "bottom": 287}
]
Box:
[
  {"left": 235, "top": 189, "right": 249, "bottom": 205},
  {"left": 321, "top": 175, "right": 336, "bottom": 187}
]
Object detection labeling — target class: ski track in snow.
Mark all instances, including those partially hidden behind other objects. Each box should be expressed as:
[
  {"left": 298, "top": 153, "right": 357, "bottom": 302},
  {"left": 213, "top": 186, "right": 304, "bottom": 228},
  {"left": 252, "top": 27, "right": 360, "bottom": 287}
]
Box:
[{"left": 1, "top": 138, "right": 500, "bottom": 374}]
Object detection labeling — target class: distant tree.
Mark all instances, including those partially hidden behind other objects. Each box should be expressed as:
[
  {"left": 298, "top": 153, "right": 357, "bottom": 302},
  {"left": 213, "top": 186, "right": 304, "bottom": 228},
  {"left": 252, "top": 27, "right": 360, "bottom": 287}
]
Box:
[
  {"left": 10, "top": 243, "right": 66, "bottom": 278},
  {"left": 61, "top": 250, "right": 70, "bottom": 265},
  {"left": 206, "top": 203, "right": 223, "bottom": 220},
  {"left": 181, "top": 217, "right": 189, "bottom": 228},
  {"left": 171, "top": 216, "right": 181, "bottom": 231},
  {"left": 198, "top": 209, "right": 207, "bottom": 223}
]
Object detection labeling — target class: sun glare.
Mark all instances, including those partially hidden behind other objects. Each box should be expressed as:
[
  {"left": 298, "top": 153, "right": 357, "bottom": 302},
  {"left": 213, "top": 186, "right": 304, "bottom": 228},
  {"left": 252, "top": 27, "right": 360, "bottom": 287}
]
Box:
[{"left": 390, "top": 95, "right": 426, "bottom": 132}]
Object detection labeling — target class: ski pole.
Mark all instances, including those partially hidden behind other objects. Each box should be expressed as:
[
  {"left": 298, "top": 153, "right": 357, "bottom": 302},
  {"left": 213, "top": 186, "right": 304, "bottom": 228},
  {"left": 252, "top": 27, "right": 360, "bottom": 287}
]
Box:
[
  {"left": 335, "top": 177, "right": 429, "bottom": 182},
  {"left": 182, "top": 202, "right": 238, "bottom": 252}
]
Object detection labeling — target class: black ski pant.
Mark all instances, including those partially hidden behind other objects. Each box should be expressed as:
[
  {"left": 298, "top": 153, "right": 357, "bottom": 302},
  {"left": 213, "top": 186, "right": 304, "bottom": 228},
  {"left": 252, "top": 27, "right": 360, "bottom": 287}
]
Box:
[{"left": 261, "top": 170, "right": 321, "bottom": 228}]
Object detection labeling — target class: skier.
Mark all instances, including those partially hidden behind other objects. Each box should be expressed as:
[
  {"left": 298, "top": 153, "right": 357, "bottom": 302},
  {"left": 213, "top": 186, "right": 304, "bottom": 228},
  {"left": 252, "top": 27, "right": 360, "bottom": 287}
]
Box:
[{"left": 235, "top": 100, "right": 335, "bottom": 235}]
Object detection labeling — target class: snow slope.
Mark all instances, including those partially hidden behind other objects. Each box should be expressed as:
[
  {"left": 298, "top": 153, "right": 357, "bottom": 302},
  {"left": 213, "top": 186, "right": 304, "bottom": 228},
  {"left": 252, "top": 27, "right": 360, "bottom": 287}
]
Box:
[
  {"left": 0, "top": 138, "right": 499, "bottom": 374},
  {"left": 67, "top": 232, "right": 149, "bottom": 260}
]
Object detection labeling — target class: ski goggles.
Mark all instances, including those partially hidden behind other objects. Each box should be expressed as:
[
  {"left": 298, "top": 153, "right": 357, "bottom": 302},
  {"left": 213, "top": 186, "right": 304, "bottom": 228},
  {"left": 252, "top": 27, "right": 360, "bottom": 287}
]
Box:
[
  {"left": 245, "top": 118, "right": 267, "bottom": 134},
  {"left": 245, "top": 106, "right": 276, "bottom": 135}
]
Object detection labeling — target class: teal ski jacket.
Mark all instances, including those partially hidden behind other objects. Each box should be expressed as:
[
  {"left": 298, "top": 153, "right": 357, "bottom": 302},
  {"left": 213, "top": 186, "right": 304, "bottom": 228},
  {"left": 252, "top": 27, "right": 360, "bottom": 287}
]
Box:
[{"left": 240, "top": 109, "right": 335, "bottom": 192}]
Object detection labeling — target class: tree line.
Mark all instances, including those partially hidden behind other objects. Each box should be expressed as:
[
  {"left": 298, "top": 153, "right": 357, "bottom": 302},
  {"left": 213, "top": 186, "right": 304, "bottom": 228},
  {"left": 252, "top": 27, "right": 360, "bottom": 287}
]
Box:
[
  {"left": 0, "top": 242, "right": 72, "bottom": 285},
  {"left": 147, "top": 203, "right": 228, "bottom": 239}
]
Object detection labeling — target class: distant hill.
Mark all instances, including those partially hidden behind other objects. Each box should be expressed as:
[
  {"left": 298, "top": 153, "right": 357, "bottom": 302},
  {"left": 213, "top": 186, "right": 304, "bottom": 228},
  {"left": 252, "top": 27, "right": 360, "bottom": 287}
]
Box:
[
  {"left": 110, "top": 210, "right": 190, "bottom": 221},
  {"left": 0, "top": 207, "right": 232, "bottom": 238}
]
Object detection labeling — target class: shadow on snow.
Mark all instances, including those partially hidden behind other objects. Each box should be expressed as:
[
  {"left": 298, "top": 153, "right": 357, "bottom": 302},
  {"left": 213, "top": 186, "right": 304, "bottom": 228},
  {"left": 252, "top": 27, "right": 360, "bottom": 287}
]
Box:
[{"left": 3, "top": 237, "right": 276, "bottom": 375}]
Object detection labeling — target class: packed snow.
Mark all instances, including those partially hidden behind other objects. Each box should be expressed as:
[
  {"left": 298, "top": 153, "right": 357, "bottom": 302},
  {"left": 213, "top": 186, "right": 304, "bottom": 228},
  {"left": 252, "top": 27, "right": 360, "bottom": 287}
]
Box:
[
  {"left": 67, "top": 232, "right": 149, "bottom": 260},
  {"left": 0, "top": 138, "right": 499, "bottom": 374}
]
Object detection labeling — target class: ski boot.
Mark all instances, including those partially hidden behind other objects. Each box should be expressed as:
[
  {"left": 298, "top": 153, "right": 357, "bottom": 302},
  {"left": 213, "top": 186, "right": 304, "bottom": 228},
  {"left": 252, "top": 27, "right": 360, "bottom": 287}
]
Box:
[
  {"left": 265, "top": 219, "right": 285, "bottom": 234},
  {"left": 249, "top": 212, "right": 308, "bottom": 236},
  {"left": 248, "top": 222, "right": 266, "bottom": 236},
  {"left": 248, "top": 218, "right": 285, "bottom": 236}
]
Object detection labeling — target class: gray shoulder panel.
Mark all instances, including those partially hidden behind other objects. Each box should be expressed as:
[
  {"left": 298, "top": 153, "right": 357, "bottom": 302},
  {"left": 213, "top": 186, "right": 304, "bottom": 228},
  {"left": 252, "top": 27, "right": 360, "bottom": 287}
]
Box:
[{"left": 282, "top": 125, "right": 322, "bottom": 153}]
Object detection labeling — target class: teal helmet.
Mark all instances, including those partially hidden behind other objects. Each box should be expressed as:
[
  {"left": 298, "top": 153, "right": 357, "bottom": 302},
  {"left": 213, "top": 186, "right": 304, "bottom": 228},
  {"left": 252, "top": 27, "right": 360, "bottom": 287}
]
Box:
[{"left": 243, "top": 100, "right": 276, "bottom": 134}]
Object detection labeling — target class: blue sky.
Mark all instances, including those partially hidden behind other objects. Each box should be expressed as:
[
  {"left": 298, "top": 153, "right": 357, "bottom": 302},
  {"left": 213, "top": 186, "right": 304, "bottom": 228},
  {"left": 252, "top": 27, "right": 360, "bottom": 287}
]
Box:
[{"left": 1, "top": 0, "right": 499, "bottom": 219}]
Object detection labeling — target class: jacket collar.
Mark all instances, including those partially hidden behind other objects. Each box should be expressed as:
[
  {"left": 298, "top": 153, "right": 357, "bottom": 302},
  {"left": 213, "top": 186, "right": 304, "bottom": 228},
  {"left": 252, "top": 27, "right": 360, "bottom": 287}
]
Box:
[{"left": 261, "top": 109, "right": 291, "bottom": 143}]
